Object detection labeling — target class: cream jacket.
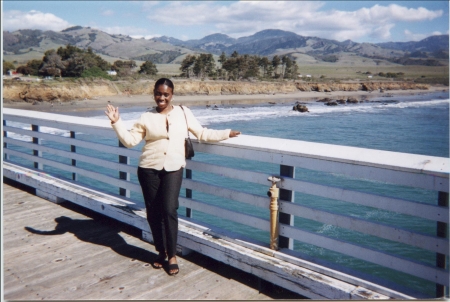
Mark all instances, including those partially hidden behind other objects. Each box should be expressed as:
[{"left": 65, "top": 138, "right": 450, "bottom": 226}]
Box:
[{"left": 112, "top": 105, "right": 231, "bottom": 171}]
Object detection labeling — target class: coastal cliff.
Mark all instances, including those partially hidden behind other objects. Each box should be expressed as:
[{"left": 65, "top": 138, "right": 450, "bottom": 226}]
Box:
[{"left": 3, "top": 79, "right": 430, "bottom": 103}]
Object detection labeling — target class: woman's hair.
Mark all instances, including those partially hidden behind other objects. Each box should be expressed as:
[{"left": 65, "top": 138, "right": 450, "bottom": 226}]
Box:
[{"left": 154, "top": 78, "right": 174, "bottom": 93}]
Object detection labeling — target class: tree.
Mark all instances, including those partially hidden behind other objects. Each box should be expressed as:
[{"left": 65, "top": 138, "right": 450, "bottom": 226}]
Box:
[
  {"left": 282, "top": 56, "right": 296, "bottom": 79},
  {"left": 112, "top": 60, "right": 136, "bottom": 70},
  {"left": 27, "top": 59, "right": 43, "bottom": 75},
  {"left": 244, "top": 56, "right": 260, "bottom": 79},
  {"left": 281, "top": 55, "right": 288, "bottom": 78},
  {"left": 16, "top": 65, "right": 34, "bottom": 75},
  {"left": 194, "top": 54, "right": 215, "bottom": 78},
  {"left": 218, "top": 52, "right": 227, "bottom": 66},
  {"left": 39, "top": 50, "right": 65, "bottom": 77},
  {"left": 64, "top": 52, "right": 97, "bottom": 77},
  {"left": 222, "top": 57, "right": 239, "bottom": 80},
  {"left": 259, "top": 57, "right": 270, "bottom": 78},
  {"left": 289, "top": 60, "right": 299, "bottom": 79},
  {"left": 139, "top": 61, "right": 158, "bottom": 75},
  {"left": 272, "top": 55, "right": 281, "bottom": 77},
  {"left": 180, "top": 55, "right": 196, "bottom": 78},
  {"left": 3, "top": 60, "right": 15, "bottom": 75},
  {"left": 54, "top": 45, "right": 111, "bottom": 77},
  {"left": 266, "top": 65, "right": 274, "bottom": 78},
  {"left": 57, "top": 44, "right": 83, "bottom": 60},
  {"left": 111, "top": 60, "right": 136, "bottom": 77}
]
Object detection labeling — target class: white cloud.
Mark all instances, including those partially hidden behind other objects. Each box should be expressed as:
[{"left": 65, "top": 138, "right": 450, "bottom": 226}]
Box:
[
  {"left": 404, "top": 30, "right": 427, "bottom": 41},
  {"left": 404, "top": 29, "right": 443, "bottom": 41},
  {"left": 141, "top": 1, "right": 161, "bottom": 11},
  {"left": 3, "top": 10, "right": 72, "bottom": 32},
  {"left": 99, "top": 25, "right": 158, "bottom": 38},
  {"left": 130, "top": 34, "right": 161, "bottom": 40},
  {"left": 101, "top": 9, "right": 115, "bottom": 16},
  {"left": 144, "top": 1, "right": 444, "bottom": 42}
]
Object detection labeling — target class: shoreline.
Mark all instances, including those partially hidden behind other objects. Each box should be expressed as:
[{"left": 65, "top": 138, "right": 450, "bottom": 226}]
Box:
[{"left": 3, "top": 85, "right": 448, "bottom": 116}]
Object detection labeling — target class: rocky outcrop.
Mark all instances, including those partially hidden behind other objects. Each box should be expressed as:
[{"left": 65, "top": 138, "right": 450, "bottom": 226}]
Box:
[
  {"left": 3, "top": 79, "right": 119, "bottom": 102},
  {"left": 293, "top": 103, "right": 309, "bottom": 112},
  {"left": 175, "top": 81, "right": 299, "bottom": 95},
  {"left": 2, "top": 79, "right": 430, "bottom": 103},
  {"left": 316, "top": 97, "right": 332, "bottom": 103},
  {"left": 346, "top": 97, "right": 359, "bottom": 104}
]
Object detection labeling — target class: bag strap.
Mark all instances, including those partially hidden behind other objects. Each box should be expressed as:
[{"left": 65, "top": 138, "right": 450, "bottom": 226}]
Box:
[{"left": 179, "top": 105, "right": 189, "bottom": 137}]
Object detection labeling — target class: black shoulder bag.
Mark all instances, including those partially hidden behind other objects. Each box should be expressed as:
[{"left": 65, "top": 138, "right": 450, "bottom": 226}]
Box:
[{"left": 180, "top": 106, "right": 195, "bottom": 159}]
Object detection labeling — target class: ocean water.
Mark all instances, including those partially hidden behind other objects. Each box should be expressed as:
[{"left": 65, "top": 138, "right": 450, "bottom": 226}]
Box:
[{"left": 5, "top": 91, "right": 449, "bottom": 297}]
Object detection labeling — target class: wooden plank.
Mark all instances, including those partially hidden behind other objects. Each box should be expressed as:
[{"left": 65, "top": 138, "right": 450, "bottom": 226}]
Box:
[
  {"left": 4, "top": 162, "right": 412, "bottom": 299},
  {"left": 195, "top": 134, "right": 449, "bottom": 179},
  {"left": 182, "top": 178, "right": 269, "bottom": 208},
  {"left": 187, "top": 160, "right": 447, "bottom": 222},
  {"left": 180, "top": 197, "right": 270, "bottom": 232},
  {"left": 280, "top": 200, "right": 449, "bottom": 255},
  {"left": 280, "top": 176, "right": 449, "bottom": 223},
  {"left": 176, "top": 222, "right": 394, "bottom": 299},
  {"left": 193, "top": 140, "right": 449, "bottom": 192},
  {"left": 116, "top": 261, "right": 209, "bottom": 300},
  {"left": 4, "top": 108, "right": 116, "bottom": 137},
  {"left": 280, "top": 224, "right": 449, "bottom": 285},
  {"left": 4, "top": 150, "right": 141, "bottom": 192},
  {"left": 183, "top": 171, "right": 449, "bottom": 254},
  {"left": 3, "top": 125, "right": 141, "bottom": 158},
  {"left": 3, "top": 183, "right": 289, "bottom": 300},
  {"left": 5, "top": 137, "right": 137, "bottom": 174}
]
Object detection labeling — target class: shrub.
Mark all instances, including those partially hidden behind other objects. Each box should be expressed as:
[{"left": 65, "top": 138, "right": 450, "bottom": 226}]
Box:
[{"left": 81, "top": 66, "right": 112, "bottom": 80}]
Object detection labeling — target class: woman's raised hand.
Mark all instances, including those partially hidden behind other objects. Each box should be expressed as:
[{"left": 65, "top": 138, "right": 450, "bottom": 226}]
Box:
[
  {"left": 229, "top": 130, "right": 241, "bottom": 138},
  {"left": 105, "top": 104, "right": 120, "bottom": 123}
]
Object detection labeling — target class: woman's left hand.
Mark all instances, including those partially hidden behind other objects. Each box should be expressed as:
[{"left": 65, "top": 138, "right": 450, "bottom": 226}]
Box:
[{"left": 229, "top": 130, "right": 241, "bottom": 137}]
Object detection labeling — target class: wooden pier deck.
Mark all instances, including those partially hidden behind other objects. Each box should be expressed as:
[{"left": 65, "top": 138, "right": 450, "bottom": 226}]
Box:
[{"left": 3, "top": 180, "right": 303, "bottom": 300}]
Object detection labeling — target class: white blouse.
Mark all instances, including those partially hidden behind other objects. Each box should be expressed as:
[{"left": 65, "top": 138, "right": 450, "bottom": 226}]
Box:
[{"left": 111, "top": 105, "right": 231, "bottom": 171}]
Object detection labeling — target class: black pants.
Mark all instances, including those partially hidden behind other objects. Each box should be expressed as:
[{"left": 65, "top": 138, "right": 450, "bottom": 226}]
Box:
[{"left": 137, "top": 167, "right": 183, "bottom": 258}]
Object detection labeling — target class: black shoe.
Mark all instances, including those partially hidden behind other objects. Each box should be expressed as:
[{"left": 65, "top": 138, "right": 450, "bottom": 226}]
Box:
[
  {"left": 152, "top": 253, "right": 166, "bottom": 269},
  {"left": 168, "top": 263, "right": 179, "bottom": 275}
]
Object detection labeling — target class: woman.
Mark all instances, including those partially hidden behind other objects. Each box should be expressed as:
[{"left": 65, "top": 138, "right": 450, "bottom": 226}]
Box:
[{"left": 105, "top": 78, "right": 240, "bottom": 275}]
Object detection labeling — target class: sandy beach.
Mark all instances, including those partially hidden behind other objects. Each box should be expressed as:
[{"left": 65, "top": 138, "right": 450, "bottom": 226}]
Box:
[{"left": 3, "top": 85, "right": 448, "bottom": 116}]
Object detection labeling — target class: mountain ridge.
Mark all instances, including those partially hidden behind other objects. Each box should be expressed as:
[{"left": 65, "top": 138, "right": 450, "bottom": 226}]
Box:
[{"left": 3, "top": 26, "right": 448, "bottom": 66}]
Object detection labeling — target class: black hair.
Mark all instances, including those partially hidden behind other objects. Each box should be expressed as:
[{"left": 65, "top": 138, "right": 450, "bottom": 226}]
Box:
[{"left": 154, "top": 78, "right": 174, "bottom": 93}]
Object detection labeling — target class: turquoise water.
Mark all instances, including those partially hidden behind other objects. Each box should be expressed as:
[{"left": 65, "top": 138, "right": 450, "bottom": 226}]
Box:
[{"left": 6, "top": 91, "right": 449, "bottom": 297}]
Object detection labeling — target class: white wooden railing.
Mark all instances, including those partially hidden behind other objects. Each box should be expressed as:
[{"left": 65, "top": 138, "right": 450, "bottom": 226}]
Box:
[{"left": 3, "top": 108, "right": 449, "bottom": 299}]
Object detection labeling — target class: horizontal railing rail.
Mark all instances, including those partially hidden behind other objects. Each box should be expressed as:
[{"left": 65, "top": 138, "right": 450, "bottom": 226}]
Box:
[{"left": 3, "top": 108, "right": 449, "bottom": 298}]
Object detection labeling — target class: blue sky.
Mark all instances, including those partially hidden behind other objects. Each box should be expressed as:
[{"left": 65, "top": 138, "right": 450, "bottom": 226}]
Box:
[{"left": 2, "top": 1, "right": 449, "bottom": 43}]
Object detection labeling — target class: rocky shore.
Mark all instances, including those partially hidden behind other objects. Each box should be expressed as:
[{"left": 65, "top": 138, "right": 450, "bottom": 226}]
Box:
[{"left": 2, "top": 79, "right": 447, "bottom": 114}]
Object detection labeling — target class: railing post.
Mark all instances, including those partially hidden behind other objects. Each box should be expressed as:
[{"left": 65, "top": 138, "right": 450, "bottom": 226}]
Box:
[
  {"left": 70, "top": 131, "right": 77, "bottom": 181},
  {"left": 3, "top": 120, "right": 8, "bottom": 160},
  {"left": 32, "top": 124, "right": 43, "bottom": 170},
  {"left": 186, "top": 168, "right": 193, "bottom": 218},
  {"left": 118, "top": 141, "right": 130, "bottom": 198},
  {"left": 436, "top": 191, "right": 449, "bottom": 298},
  {"left": 279, "top": 164, "right": 294, "bottom": 249}
]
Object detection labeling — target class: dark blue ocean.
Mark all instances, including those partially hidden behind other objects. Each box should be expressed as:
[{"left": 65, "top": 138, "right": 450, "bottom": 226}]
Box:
[{"left": 7, "top": 90, "right": 449, "bottom": 297}]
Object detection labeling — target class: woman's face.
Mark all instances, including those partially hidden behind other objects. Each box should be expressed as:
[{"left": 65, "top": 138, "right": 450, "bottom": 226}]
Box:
[{"left": 154, "top": 84, "right": 173, "bottom": 112}]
